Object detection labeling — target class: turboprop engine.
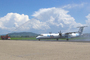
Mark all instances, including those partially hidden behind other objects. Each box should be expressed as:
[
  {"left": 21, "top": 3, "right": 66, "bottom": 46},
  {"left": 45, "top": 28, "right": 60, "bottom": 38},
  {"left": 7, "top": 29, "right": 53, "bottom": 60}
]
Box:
[{"left": 59, "top": 31, "right": 62, "bottom": 37}]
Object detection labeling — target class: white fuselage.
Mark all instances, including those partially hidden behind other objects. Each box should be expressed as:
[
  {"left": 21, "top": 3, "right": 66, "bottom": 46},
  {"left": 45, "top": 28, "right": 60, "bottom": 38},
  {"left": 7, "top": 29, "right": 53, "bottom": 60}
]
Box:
[
  {"left": 36, "top": 33, "right": 80, "bottom": 39},
  {"left": 36, "top": 26, "right": 87, "bottom": 40}
]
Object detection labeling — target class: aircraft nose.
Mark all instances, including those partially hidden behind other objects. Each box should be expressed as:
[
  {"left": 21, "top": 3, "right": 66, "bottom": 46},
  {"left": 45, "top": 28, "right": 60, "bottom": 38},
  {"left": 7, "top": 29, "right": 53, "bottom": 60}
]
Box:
[{"left": 36, "top": 36, "right": 39, "bottom": 39}]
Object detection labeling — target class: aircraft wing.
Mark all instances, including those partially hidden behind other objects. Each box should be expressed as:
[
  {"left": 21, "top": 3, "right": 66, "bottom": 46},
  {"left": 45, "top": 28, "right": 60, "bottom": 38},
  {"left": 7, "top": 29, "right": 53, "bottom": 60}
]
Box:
[
  {"left": 63, "top": 32, "right": 77, "bottom": 38},
  {"left": 65, "top": 32, "right": 77, "bottom": 34}
]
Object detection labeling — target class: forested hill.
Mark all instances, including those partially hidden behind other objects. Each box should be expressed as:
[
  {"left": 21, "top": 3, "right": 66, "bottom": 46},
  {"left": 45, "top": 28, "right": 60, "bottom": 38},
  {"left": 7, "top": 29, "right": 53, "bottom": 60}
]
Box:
[{"left": 8, "top": 32, "right": 39, "bottom": 37}]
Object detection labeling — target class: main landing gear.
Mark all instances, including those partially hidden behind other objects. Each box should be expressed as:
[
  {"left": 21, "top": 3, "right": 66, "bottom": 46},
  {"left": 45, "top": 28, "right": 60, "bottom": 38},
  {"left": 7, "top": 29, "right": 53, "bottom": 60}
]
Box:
[
  {"left": 57, "top": 39, "right": 58, "bottom": 41},
  {"left": 67, "top": 39, "right": 69, "bottom": 41},
  {"left": 39, "top": 39, "right": 40, "bottom": 41}
]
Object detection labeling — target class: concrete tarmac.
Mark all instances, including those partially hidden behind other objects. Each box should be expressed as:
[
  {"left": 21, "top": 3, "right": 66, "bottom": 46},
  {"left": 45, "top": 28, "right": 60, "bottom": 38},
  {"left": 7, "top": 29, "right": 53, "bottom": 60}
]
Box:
[{"left": 0, "top": 40, "right": 90, "bottom": 60}]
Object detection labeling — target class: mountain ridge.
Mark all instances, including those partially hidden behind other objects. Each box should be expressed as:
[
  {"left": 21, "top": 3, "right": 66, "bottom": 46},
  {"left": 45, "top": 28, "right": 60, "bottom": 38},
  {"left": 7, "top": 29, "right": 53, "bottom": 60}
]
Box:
[{"left": 8, "top": 32, "right": 39, "bottom": 37}]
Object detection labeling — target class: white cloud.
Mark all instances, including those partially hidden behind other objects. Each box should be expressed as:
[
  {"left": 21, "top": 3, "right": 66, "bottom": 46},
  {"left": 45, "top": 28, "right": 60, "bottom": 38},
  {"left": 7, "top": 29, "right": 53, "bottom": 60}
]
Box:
[
  {"left": 32, "top": 7, "right": 83, "bottom": 32},
  {"left": 14, "top": 23, "right": 18, "bottom": 27},
  {"left": 62, "top": 3, "right": 87, "bottom": 9},
  {"left": 0, "top": 13, "right": 29, "bottom": 34},
  {"left": 14, "top": 18, "right": 50, "bottom": 32},
  {"left": 85, "top": 14, "right": 90, "bottom": 31},
  {"left": 86, "top": 14, "right": 90, "bottom": 24},
  {"left": 0, "top": 7, "right": 85, "bottom": 34},
  {"left": 79, "top": 14, "right": 90, "bottom": 33},
  {"left": 32, "top": 7, "right": 55, "bottom": 17},
  {"left": 0, "top": 13, "right": 29, "bottom": 29},
  {"left": 25, "top": 18, "right": 50, "bottom": 30}
]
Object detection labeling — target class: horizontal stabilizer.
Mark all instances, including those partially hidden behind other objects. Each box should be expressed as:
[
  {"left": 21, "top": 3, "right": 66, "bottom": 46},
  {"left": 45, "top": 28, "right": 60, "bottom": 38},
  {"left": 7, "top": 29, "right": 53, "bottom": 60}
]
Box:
[{"left": 77, "top": 26, "right": 88, "bottom": 28}]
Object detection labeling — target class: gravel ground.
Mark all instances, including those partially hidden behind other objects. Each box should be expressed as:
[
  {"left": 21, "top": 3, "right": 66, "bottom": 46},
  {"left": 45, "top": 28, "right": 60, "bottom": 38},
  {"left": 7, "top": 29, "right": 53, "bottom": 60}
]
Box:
[{"left": 0, "top": 40, "right": 90, "bottom": 60}]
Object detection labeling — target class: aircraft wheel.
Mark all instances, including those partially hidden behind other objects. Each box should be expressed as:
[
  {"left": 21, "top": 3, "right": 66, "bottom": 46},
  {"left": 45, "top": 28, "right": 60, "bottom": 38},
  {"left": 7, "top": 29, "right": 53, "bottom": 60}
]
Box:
[
  {"left": 39, "top": 39, "right": 40, "bottom": 41},
  {"left": 57, "top": 39, "right": 58, "bottom": 41},
  {"left": 67, "top": 39, "right": 69, "bottom": 41}
]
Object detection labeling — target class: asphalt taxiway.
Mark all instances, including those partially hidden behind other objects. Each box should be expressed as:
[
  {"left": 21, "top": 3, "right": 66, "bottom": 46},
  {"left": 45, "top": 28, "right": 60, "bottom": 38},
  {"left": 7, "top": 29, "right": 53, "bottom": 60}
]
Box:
[{"left": 0, "top": 40, "right": 90, "bottom": 60}]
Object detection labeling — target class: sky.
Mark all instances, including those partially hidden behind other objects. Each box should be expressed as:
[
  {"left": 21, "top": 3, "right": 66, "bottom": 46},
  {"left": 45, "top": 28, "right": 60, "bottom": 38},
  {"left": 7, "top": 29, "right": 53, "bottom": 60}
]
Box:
[{"left": 0, "top": 0, "right": 90, "bottom": 34}]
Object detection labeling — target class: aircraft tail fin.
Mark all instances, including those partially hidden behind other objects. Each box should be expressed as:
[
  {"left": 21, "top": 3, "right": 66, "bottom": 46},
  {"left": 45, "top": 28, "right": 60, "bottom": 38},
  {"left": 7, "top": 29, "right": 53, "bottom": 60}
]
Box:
[{"left": 77, "top": 26, "right": 87, "bottom": 35}]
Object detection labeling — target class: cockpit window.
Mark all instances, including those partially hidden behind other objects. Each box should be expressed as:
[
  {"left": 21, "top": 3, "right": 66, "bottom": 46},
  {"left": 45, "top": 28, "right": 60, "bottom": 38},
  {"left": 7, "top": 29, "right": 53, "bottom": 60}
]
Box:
[{"left": 40, "top": 34, "right": 43, "bottom": 36}]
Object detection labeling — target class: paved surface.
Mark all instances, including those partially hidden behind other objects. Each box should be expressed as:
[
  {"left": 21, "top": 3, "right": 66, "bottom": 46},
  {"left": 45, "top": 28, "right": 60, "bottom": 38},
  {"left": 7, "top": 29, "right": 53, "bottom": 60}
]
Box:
[{"left": 0, "top": 40, "right": 90, "bottom": 60}]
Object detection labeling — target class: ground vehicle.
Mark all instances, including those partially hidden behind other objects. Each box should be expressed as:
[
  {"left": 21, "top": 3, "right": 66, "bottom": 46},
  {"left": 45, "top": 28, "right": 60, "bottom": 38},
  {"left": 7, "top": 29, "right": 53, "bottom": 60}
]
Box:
[{"left": 1, "top": 35, "right": 11, "bottom": 40}]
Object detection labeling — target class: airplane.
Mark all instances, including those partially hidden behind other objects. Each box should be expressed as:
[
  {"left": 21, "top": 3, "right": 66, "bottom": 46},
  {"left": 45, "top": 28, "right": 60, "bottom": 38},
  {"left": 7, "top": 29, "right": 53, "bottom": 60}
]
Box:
[{"left": 36, "top": 26, "right": 87, "bottom": 41}]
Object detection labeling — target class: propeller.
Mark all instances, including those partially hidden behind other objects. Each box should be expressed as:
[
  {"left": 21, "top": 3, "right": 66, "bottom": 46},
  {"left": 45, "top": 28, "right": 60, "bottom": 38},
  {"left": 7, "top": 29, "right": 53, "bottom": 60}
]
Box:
[
  {"left": 49, "top": 32, "right": 52, "bottom": 34},
  {"left": 59, "top": 31, "right": 62, "bottom": 37}
]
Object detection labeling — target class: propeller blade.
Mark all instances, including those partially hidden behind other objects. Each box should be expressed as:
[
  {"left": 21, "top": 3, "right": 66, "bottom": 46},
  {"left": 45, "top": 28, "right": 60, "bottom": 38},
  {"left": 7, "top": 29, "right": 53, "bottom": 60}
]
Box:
[{"left": 59, "top": 30, "right": 62, "bottom": 36}]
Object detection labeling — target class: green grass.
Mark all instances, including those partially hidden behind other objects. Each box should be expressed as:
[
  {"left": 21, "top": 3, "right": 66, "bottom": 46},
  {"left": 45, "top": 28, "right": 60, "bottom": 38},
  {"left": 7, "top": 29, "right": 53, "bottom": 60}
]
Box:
[
  {"left": 11, "top": 37, "right": 37, "bottom": 40},
  {"left": 0, "top": 37, "right": 86, "bottom": 41},
  {"left": 10, "top": 37, "right": 66, "bottom": 40}
]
